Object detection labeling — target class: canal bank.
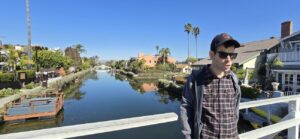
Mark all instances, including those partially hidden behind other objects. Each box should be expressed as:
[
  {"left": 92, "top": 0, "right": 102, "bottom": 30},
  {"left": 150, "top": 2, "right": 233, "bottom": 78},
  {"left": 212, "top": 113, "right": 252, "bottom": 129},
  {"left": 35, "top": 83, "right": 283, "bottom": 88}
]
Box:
[{"left": 0, "top": 69, "right": 92, "bottom": 111}]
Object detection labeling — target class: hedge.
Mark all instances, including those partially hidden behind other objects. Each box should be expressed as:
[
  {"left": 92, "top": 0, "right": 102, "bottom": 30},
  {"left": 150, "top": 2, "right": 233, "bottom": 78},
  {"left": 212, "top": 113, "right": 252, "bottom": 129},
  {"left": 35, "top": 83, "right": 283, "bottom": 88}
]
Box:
[
  {"left": 241, "top": 86, "right": 260, "bottom": 99},
  {"left": 0, "top": 72, "right": 15, "bottom": 82}
]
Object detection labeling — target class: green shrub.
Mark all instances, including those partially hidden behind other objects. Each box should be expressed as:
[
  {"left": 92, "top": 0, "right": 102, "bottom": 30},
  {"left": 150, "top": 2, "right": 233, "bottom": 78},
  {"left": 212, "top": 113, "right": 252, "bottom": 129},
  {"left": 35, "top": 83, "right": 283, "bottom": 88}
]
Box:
[
  {"left": 250, "top": 107, "right": 281, "bottom": 123},
  {"left": 25, "top": 82, "right": 35, "bottom": 89},
  {"left": 241, "top": 86, "right": 260, "bottom": 99},
  {"left": 156, "top": 63, "right": 176, "bottom": 71},
  {"left": 0, "top": 88, "right": 20, "bottom": 97},
  {"left": 0, "top": 72, "right": 15, "bottom": 82}
]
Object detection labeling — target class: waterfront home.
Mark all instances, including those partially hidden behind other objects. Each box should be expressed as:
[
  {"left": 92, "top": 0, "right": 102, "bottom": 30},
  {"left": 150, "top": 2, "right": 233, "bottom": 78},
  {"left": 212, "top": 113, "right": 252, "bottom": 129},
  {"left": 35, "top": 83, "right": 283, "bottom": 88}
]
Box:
[
  {"left": 267, "top": 21, "right": 300, "bottom": 92},
  {"left": 137, "top": 53, "right": 176, "bottom": 67}
]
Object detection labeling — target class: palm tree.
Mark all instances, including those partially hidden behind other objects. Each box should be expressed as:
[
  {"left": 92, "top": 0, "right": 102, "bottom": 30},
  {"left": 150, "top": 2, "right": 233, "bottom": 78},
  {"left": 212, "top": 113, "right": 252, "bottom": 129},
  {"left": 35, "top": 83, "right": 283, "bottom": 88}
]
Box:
[
  {"left": 184, "top": 23, "right": 192, "bottom": 59},
  {"left": 26, "top": 0, "right": 32, "bottom": 67},
  {"left": 7, "top": 47, "right": 19, "bottom": 71},
  {"left": 192, "top": 26, "right": 200, "bottom": 59},
  {"left": 155, "top": 45, "right": 159, "bottom": 56},
  {"left": 74, "top": 44, "right": 86, "bottom": 54},
  {"left": 159, "top": 48, "right": 171, "bottom": 65}
]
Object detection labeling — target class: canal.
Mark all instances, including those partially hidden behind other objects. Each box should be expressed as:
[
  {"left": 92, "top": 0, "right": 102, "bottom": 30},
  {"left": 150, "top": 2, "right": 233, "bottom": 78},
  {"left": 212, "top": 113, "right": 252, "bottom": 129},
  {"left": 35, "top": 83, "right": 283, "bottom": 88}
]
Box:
[{"left": 0, "top": 70, "right": 253, "bottom": 138}]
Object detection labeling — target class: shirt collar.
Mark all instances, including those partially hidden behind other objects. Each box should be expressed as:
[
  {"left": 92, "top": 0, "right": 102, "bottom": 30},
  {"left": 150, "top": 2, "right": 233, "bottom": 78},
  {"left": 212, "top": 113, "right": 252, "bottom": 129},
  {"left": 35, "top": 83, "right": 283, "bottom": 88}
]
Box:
[{"left": 204, "top": 64, "right": 232, "bottom": 79}]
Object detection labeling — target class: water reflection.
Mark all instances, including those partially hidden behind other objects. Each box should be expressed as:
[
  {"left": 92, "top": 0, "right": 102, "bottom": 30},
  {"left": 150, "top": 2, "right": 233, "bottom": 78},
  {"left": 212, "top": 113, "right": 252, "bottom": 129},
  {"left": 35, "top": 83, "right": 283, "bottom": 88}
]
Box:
[
  {"left": 64, "top": 82, "right": 86, "bottom": 101},
  {"left": 114, "top": 73, "right": 181, "bottom": 104},
  {"left": 64, "top": 71, "right": 98, "bottom": 100}
]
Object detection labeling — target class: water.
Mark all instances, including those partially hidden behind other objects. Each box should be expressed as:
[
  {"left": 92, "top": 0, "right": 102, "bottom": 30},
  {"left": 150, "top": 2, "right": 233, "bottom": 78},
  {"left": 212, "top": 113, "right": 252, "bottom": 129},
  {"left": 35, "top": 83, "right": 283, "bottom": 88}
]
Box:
[
  {"left": 0, "top": 70, "right": 253, "bottom": 138},
  {"left": 0, "top": 71, "right": 184, "bottom": 138}
]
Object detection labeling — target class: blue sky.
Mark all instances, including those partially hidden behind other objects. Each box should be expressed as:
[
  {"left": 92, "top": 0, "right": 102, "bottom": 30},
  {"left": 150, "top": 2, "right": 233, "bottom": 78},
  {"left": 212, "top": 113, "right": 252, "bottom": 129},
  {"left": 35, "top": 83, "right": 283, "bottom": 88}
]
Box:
[{"left": 0, "top": 0, "right": 299, "bottom": 61}]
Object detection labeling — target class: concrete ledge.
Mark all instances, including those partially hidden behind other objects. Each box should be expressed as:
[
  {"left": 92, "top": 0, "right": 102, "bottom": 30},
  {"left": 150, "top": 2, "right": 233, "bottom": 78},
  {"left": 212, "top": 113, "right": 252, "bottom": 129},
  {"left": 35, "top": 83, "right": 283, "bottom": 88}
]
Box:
[{"left": 0, "top": 112, "right": 178, "bottom": 139}]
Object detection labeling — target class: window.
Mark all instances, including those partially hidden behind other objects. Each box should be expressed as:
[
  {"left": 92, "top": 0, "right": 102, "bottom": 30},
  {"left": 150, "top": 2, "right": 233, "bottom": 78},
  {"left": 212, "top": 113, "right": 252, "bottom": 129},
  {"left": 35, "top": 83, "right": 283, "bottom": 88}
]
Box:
[
  {"left": 290, "top": 74, "right": 294, "bottom": 84},
  {"left": 285, "top": 74, "right": 294, "bottom": 85},
  {"left": 294, "top": 43, "right": 300, "bottom": 51},
  {"left": 285, "top": 86, "right": 293, "bottom": 91},
  {"left": 278, "top": 73, "right": 282, "bottom": 84}
]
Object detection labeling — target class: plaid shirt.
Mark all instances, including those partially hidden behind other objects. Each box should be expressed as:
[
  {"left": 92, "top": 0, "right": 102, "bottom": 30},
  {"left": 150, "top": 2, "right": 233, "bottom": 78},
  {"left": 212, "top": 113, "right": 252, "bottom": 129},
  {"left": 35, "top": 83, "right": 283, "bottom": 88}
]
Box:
[{"left": 200, "top": 67, "right": 238, "bottom": 139}]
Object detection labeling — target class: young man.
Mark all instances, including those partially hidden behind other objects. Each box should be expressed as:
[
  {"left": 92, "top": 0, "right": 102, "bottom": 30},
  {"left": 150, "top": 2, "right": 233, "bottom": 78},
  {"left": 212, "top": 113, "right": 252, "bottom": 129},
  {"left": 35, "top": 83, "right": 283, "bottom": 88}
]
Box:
[{"left": 180, "top": 33, "right": 241, "bottom": 139}]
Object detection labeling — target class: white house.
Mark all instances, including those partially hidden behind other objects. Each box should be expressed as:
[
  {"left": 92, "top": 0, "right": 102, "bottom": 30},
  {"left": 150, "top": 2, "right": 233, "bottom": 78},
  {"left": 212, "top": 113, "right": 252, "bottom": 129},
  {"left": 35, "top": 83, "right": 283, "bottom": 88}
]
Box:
[{"left": 268, "top": 21, "right": 300, "bottom": 92}]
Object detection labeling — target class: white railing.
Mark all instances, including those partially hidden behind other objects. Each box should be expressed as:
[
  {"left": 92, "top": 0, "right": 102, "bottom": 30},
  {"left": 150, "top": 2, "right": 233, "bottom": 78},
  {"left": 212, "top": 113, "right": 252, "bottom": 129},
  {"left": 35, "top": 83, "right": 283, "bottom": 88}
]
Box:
[
  {"left": 268, "top": 51, "right": 300, "bottom": 62},
  {"left": 0, "top": 113, "right": 178, "bottom": 139},
  {"left": 284, "top": 91, "right": 300, "bottom": 96},
  {"left": 239, "top": 95, "right": 300, "bottom": 139},
  {"left": 1, "top": 95, "right": 300, "bottom": 139}
]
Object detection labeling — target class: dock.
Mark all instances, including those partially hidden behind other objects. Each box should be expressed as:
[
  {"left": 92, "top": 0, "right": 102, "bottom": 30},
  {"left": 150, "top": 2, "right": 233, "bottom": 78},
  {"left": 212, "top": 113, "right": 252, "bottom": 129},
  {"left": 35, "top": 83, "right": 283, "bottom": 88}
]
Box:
[{"left": 2, "top": 92, "right": 64, "bottom": 121}]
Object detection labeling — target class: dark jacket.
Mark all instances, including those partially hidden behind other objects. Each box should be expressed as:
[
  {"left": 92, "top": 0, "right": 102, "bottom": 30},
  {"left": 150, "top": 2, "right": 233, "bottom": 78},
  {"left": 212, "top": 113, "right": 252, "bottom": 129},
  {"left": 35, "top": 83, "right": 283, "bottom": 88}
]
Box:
[{"left": 180, "top": 67, "right": 241, "bottom": 139}]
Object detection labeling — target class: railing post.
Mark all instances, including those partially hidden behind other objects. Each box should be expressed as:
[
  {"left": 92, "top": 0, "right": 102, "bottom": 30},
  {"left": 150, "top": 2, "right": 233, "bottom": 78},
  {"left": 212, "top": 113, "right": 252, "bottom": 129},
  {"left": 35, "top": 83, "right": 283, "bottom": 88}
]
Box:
[
  {"left": 288, "top": 99, "right": 300, "bottom": 139},
  {"left": 267, "top": 108, "right": 271, "bottom": 124}
]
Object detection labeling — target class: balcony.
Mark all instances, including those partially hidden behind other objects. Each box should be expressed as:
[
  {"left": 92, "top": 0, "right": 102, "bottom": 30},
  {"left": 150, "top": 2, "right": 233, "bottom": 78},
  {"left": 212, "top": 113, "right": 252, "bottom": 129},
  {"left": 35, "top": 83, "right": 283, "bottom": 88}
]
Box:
[{"left": 268, "top": 51, "right": 300, "bottom": 64}]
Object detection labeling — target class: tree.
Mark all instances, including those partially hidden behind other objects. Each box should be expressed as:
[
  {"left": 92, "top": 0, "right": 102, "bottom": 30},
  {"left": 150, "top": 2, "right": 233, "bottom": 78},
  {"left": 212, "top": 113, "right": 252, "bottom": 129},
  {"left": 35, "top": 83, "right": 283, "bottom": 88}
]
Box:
[
  {"left": 89, "top": 56, "right": 99, "bottom": 67},
  {"left": 231, "top": 65, "right": 245, "bottom": 80},
  {"left": 159, "top": 48, "right": 171, "bottom": 65},
  {"left": 106, "top": 60, "right": 116, "bottom": 68},
  {"left": 20, "top": 54, "right": 34, "bottom": 69},
  {"left": 32, "top": 50, "right": 73, "bottom": 69},
  {"left": 7, "top": 47, "right": 19, "bottom": 71},
  {"left": 74, "top": 44, "right": 86, "bottom": 54},
  {"left": 155, "top": 45, "right": 159, "bottom": 55},
  {"left": 128, "top": 59, "right": 145, "bottom": 73},
  {"left": 184, "top": 23, "right": 192, "bottom": 59},
  {"left": 115, "top": 60, "right": 126, "bottom": 69},
  {"left": 192, "top": 26, "right": 200, "bottom": 59},
  {"left": 186, "top": 57, "right": 198, "bottom": 64}
]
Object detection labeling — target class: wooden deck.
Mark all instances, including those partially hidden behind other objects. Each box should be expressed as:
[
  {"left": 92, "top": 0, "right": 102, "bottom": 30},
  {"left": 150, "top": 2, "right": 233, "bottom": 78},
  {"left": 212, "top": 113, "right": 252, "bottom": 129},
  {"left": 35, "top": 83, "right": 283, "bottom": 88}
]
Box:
[{"left": 3, "top": 93, "right": 64, "bottom": 121}]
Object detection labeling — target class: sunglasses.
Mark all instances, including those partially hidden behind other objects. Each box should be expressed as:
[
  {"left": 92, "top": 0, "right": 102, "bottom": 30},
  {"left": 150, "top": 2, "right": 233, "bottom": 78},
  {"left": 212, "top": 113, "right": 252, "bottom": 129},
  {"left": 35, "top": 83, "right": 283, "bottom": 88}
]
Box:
[{"left": 217, "top": 51, "right": 238, "bottom": 59}]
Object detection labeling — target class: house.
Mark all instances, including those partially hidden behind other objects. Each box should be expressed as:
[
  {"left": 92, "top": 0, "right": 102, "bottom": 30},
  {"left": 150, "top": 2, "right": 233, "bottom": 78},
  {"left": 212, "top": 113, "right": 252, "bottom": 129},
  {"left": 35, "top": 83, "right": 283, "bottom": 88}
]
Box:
[
  {"left": 267, "top": 21, "right": 300, "bottom": 92},
  {"left": 140, "top": 83, "right": 158, "bottom": 92},
  {"left": 192, "top": 38, "right": 279, "bottom": 71},
  {"left": 137, "top": 53, "right": 176, "bottom": 67},
  {"left": 0, "top": 49, "right": 9, "bottom": 70},
  {"left": 176, "top": 64, "right": 192, "bottom": 73}
]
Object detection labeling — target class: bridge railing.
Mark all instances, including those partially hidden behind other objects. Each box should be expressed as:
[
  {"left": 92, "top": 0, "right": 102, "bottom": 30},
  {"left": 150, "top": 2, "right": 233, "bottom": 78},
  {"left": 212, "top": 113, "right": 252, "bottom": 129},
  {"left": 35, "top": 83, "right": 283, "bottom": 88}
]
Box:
[
  {"left": 239, "top": 94, "right": 300, "bottom": 139},
  {"left": 1, "top": 95, "right": 300, "bottom": 139}
]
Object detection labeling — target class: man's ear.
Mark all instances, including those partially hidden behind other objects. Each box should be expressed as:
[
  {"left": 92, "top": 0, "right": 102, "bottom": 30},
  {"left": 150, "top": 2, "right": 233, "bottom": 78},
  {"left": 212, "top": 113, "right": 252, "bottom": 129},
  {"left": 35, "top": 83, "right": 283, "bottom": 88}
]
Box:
[{"left": 209, "top": 51, "right": 215, "bottom": 60}]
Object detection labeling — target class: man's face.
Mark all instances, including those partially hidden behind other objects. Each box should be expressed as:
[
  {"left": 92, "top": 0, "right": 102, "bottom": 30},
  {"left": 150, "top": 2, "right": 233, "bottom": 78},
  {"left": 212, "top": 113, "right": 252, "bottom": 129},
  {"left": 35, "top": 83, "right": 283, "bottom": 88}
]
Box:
[{"left": 209, "top": 45, "right": 236, "bottom": 72}]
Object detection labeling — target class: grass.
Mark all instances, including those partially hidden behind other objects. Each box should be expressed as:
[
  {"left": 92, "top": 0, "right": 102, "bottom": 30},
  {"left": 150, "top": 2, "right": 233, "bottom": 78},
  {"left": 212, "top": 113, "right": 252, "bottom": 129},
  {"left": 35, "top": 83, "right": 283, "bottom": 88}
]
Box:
[{"left": 250, "top": 107, "right": 282, "bottom": 123}]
